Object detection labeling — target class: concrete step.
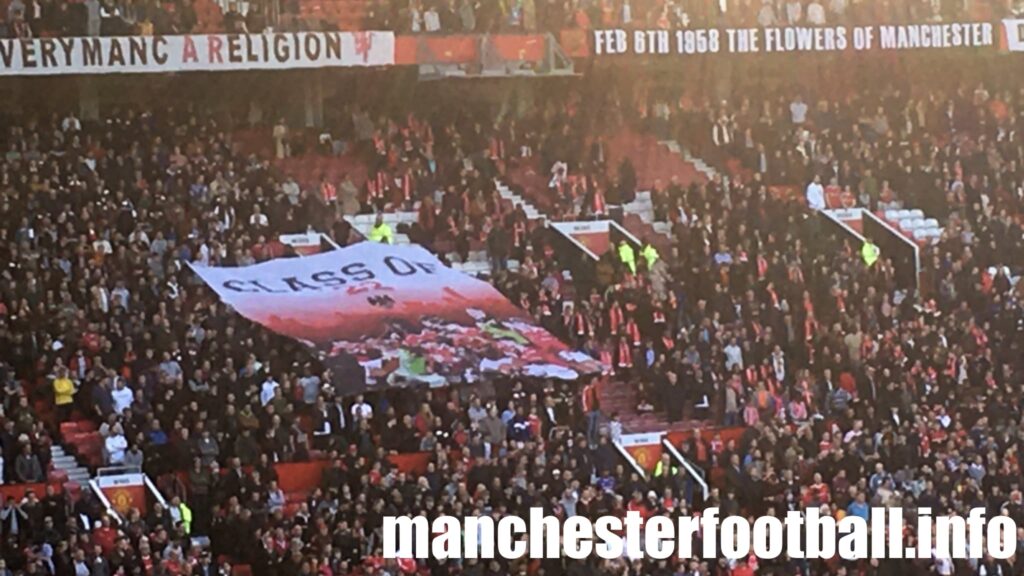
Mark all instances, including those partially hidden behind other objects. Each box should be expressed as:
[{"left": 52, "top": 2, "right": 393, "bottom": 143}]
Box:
[
  {"left": 52, "top": 455, "right": 79, "bottom": 468},
  {"left": 496, "top": 181, "right": 544, "bottom": 221},
  {"left": 451, "top": 260, "right": 492, "bottom": 277},
  {"left": 348, "top": 211, "right": 419, "bottom": 226},
  {"left": 445, "top": 251, "right": 489, "bottom": 264},
  {"left": 659, "top": 140, "right": 682, "bottom": 154}
]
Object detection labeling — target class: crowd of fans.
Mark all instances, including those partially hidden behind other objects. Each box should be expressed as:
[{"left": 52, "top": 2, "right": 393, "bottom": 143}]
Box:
[
  {"left": 0, "top": 55, "right": 1023, "bottom": 576},
  {"left": 364, "top": 0, "right": 1021, "bottom": 36},
  {"left": 4, "top": 0, "right": 1019, "bottom": 39},
  {"left": 354, "top": 0, "right": 1023, "bottom": 35},
  {"left": 1, "top": 0, "right": 206, "bottom": 39}
]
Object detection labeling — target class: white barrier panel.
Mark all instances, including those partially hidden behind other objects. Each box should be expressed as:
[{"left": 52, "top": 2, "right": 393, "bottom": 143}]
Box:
[{"left": 0, "top": 31, "right": 394, "bottom": 76}]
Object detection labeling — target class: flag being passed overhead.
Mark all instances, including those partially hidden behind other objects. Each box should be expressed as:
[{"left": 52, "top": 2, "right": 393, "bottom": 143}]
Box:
[{"left": 189, "top": 242, "right": 604, "bottom": 394}]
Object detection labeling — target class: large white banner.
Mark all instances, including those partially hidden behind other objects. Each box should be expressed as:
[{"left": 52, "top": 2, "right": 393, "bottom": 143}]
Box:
[
  {"left": 594, "top": 22, "right": 995, "bottom": 55},
  {"left": 190, "top": 242, "right": 603, "bottom": 393},
  {"left": 1003, "top": 19, "right": 1024, "bottom": 51},
  {"left": 0, "top": 31, "right": 394, "bottom": 76}
]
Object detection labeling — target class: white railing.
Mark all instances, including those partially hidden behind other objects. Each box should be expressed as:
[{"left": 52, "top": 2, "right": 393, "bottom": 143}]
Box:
[
  {"left": 614, "top": 440, "right": 647, "bottom": 481},
  {"left": 661, "top": 438, "right": 710, "bottom": 502},
  {"left": 87, "top": 478, "right": 124, "bottom": 524}
]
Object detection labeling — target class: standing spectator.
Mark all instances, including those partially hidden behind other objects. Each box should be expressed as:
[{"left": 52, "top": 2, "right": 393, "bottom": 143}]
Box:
[
  {"left": 807, "top": 0, "right": 826, "bottom": 24},
  {"left": 806, "top": 174, "right": 826, "bottom": 211},
  {"left": 790, "top": 95, "right": 808, "bottom": 125},
  {"left": 104, "top": 424, "right": 128, "bottom": 466},
  {"left": 273, "top": 118, "right": 290, "bottom": 160},
  {"left": 784, "top": 0, "right": 802, "bottom": 23},
  {"left": 15, "top": 444, "right": 43, "bottom": 483},
  {"left": 424, "top": 4, "right": 441, "bottom": 32},
  {"left": 52, "top": 369, "right": 76, "bottom": 423}
]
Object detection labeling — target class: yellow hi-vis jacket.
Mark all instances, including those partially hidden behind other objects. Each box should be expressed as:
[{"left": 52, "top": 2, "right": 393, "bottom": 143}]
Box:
[
  {"left": 179, "top": 502, "right": 193, "bottom": 534},
  {"left": 368, "top": 223, "right": 394, "bottom": 244},
  {"left": 861, "top": 241, "right": 880, "bottom": 267},
  {"left": 653, "top": 460, "right": 678, "bottom": 478},
  {"left": 618, "top": 242, "right": 636, "bottom": 275},
  {"left": 642, "top": 244, "right": 660, "bottom": 270}
]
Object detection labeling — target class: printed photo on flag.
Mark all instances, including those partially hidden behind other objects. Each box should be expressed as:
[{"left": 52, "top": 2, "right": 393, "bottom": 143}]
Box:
[{"left": 189, "top": 242, "right": 605, "bottom": 395}]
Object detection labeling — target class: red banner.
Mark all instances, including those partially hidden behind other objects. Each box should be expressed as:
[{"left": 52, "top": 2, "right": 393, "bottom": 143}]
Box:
[
  {"left": 491, "top": 35, "right": 546, "bottom": 62},
  {"left": 395, "top": 35, "right": 478, "bottom": 65}
]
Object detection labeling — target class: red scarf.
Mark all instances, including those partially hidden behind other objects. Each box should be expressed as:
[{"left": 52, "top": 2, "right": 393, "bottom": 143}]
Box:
[
  {"left": 513, "top": 221, "right": 525, "bottom": 248},
  {"left": 574, "top": 312, "right": 590, "bottom": 336},
  {"left": 321, "top": 181, "right": 336, "bottom": 203},
  {"left": 617, "top": 341, "right": 633, "bottom": 368},
  {"left": 402, "top": 173, "right": 412, "bottom": 202},
  {"left": 626, "top": 319, "right": 640, "bottom": 346},
  {"left": 490, "top": 136, "right": 505, "bottom": 160},
  {"left": 609, "top": 304, "right": 624, "bottom": 335},
  {"left": 593, "top": 187, "right": 606, "bottom": 214}
]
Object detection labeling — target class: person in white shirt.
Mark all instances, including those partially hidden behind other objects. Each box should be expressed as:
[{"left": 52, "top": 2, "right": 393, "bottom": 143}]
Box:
[
  {"left": 350, "top": 395, "right": 372, "bottom": 425},
  {"left": 249, "top": 204, "right": 269, "bottom": 228},
  {"left": 110, "top": 378, "right": 134, "bottom": 415},
  {"left": 281, "top": 177, "right": 301, "bottom": 206},
  {"left": 61, "top": 113, "right": 82, "bottom": 133},
  {"left": 785, "top": 0, "right": 802, "bottom": 23},
  {"left": 259, "top": 376, "right": 279, "bottom": 406},
  {"left": 828, "top": 0, "right": 847, "bottom": 18},
  {"left": 806, "top": 175, "right": 826, "bottom": 211},
  {"left": 806, "top": 0, "right": 826, "bottom": 24},
  {"left": 790, "top": 96, "right": 808, "bottom": 125},
  {"left": 724, "top": 339, "right": 744, "bottom": 371},
  {"left": 424, "top": 6, "right": 440, "bottom": 32},
  {"left": 105, "top": 425, "right": 128, "bottom": 465},
  {"left": 756, "top": 0, "right": 776, "bottom": 26}
]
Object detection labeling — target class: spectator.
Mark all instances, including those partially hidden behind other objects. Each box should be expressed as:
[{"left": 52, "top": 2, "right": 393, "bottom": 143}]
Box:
[{"left": 14, "top": 444, "right": 43, "bottom": 483}]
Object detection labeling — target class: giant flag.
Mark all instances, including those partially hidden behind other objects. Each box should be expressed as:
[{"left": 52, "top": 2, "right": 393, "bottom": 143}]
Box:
[{"left": 190, "top": 242, "right": 603, "bottom": 394}]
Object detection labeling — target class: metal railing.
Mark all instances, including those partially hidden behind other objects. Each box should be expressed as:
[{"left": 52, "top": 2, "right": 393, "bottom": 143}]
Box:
[
  {"left": 661, "top": 438, "right": 709, "bottom": 501},
  {"left": 614, "top": 440, "right": 648, "bottom": 481}
]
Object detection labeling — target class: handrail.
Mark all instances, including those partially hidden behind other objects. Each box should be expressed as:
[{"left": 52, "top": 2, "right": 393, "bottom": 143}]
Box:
[
  {"left": 661, "top": 438, "right": 710, "bottom": 502},
  {"left": 862, "top": 208, "right": 921, "bottom": 286},
  {"left": 96, "top": 465, "right": 141, "bottom": 476},
  {"left": 87, "top": 478, "right": 124, "bottom": 524},
  {"left": 143, "top": 474, "right": 169, "bottom": 509},
  {"left": 549, "top": 222, "right": 601, "bottom": 261},
  {"left": 613, "top": 440, "right": 647, "bottom": 481},
  {"left": 609, "top": 219, "right": 643, "bottom": 249},
  {"left": 319, "top": 232, "right": 341, "bottom": 251},
  {"left": 820, "top": 208, "right": 868, "bottom": 244}
]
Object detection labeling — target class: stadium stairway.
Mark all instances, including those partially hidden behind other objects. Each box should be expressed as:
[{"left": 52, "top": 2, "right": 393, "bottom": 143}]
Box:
[
  {"left": 606, "top": 133, "right": 708, "bottom": 191},
  {"left": 51, "top": 443, "right": 92, "bottom": 485},
  {"left": 597, "top": 375, "right": 708, "bottom": 434},
  {"left": 616, "top": 139, "right": 715, "bottom": 260},
  {"left": 344, "top": 179, "right": 543, "bottom": 277}
]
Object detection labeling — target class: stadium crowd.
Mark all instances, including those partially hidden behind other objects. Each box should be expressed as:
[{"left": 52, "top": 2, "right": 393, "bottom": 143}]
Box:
[
  {"left": 373, "top": 0, "right": 1017, "bottom": 34},
  {"left": 3, "top": 0, "right": 1018, "bottom": 39},
  {"left": 0, "top": 66, "right": 1023, "bottom": 576}
]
